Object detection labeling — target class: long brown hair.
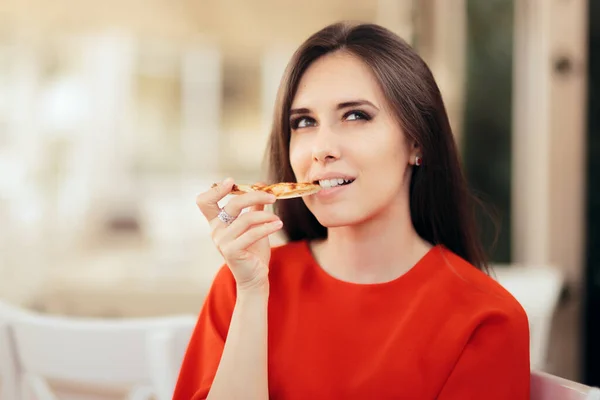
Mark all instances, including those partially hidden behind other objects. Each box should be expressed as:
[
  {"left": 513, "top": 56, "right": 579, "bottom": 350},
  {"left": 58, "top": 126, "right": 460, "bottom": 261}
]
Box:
[{"left": 265, "top": 22, "right": 491, "bottom": 271}]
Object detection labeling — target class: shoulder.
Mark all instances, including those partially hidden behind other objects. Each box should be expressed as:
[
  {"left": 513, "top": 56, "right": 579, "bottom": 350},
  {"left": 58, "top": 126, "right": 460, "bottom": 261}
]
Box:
[
  {"left": 268, "top": 239, "right": 313, "bottom": 271},
  {"left": 269, "top": 239, "right": 310, "bottom": 260},
  {"left": 203, "top": 263, "right": 237, "bottom": 316},
  {"left": 267, "top": 240, "right": 317, "bottom": 287},
  {"left": 431, "top": 247, "right": 529, "bottom": 331}
]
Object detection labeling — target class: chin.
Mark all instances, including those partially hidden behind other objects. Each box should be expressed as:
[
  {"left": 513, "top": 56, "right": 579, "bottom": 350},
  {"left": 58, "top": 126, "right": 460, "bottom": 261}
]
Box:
[
  {"left": 307, "top": 195, "right": 400, "bottom": 229},
  {"left": 309, "top": 205, "right": 371, "bottom": 228}
]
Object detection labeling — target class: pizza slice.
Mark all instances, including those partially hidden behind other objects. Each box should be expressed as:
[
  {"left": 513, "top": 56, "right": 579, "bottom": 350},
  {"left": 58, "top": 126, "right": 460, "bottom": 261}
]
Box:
[{"left": 211, "top": 182, "right": 321, "bottom": 199}]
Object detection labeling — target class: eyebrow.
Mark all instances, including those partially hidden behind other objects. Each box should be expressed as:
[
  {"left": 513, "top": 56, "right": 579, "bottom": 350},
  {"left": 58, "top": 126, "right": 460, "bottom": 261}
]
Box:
[{"left": 289, "top": 99, "right": 379, "bottom": 116}]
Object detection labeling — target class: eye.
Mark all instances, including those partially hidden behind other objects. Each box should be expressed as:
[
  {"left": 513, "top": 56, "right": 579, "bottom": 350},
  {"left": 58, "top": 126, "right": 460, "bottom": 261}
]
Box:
[
  {"left": 291, "top": 116, "right": 317, "bottom": 130},
  {"left": 344, "top": 110, "right": 371, "bottom": 122}
]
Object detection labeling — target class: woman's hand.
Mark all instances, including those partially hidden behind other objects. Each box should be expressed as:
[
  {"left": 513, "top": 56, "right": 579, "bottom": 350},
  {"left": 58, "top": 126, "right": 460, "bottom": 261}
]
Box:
[{"left": 196, "top": 178, "right": 282, "bottom": 291}]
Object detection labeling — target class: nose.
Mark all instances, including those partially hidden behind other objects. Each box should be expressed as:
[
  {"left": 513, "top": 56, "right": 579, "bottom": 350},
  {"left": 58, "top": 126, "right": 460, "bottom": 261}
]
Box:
[{"left": 312, "top": 126, "right": 341, "bottom": 164}]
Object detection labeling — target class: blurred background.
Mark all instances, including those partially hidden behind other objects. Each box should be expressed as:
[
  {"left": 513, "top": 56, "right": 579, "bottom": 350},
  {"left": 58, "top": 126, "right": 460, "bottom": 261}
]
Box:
[{"left": 0, "top": 0, "right": 598, "bottom": 394}]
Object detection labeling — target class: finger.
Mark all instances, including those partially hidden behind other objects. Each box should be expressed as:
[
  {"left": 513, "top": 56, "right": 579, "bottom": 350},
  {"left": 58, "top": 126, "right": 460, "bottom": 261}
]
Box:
[
  {"left": 247, "top": 183, "right": 268, "bottom": 212},
  {"left": 220, "top": 220, "right": 284, "bottom": 258},
  {"left": 217, "top": 191, "right": 276, "bottom": 222},
  {"left": 250, "top": 203, "right": 265, "bottom": 212},
  {"left": 216, "top": 211, "right": 280, "bottom": 244},
  {"left": 196, "top": 178, "right": 235, "bottom": 220}
]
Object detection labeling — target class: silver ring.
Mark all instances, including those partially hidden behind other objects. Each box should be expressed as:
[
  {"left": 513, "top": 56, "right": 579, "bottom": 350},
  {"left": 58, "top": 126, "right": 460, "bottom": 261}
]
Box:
[{"left": 217, "top": 208, "right": 236, "bottom": 224}]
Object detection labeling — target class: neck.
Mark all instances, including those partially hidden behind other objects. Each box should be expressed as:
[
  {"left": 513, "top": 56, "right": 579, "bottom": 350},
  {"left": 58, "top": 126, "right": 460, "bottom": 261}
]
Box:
[{"left": 314, "top": 200, "right": 432, "bottom": 284}]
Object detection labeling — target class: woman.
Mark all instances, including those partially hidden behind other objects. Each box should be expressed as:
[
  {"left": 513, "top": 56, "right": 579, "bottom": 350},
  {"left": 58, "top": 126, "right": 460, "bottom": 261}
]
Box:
[{"left": 174, "top": 22, "right": 530, "bottom": 399}]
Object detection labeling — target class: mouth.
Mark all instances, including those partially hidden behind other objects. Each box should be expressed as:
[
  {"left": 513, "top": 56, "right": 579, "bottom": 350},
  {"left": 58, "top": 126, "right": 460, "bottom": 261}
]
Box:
[{"left": 313, "top": 178, "right": 356, "bottom": 189}]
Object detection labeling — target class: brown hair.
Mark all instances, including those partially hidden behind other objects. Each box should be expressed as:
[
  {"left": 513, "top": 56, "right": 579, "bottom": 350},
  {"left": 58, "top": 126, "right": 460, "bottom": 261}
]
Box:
[{"left": 265, "top": 22, "right": 491, "bottom": 272}]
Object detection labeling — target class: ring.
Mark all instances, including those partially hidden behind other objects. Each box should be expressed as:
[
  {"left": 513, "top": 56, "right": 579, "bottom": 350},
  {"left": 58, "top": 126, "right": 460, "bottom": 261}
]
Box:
[{"left": 217, "top": 208, "right": 236, "bottom": 224}]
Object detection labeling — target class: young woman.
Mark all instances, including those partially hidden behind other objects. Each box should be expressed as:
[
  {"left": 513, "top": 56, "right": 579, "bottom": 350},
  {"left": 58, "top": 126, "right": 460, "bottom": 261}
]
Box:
[{"left": 174, "top": 22, "right": 530, "bottom": 400}]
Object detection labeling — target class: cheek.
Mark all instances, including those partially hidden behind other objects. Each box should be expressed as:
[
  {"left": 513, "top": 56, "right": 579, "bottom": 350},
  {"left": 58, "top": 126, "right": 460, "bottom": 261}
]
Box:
[
  {"left": 363, "top": 130, "right": 408, "bottom": 168},
  {"left": 358, "top": 134, "right": 411, "bottom": 195},
  {"left": 289, "top": 136, "right": 310, "bottom": 178}
]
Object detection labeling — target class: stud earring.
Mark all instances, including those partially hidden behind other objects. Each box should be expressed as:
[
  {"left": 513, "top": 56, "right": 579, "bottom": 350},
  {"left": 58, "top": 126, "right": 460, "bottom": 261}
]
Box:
[{"left": 415, "top": 156, "right": 422, "bottom": 166}]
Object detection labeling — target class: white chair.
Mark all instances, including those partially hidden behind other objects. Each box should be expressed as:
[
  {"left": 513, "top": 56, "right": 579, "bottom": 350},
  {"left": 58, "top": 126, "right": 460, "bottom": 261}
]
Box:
[
  {"left": 10, "top": 311, "right": 197, "bottom": 400},
  {"left": 146, "top": 321, "right": 196, "bottom": 400},
  {"left": 493, "top": 265, "right": 564, "bottom": 370},
  {"left": 0, "top": 322, "right": 20, "bottom": 400},
  {"left": 531, "top": 370, "right": 600, "bottom": 400},
  {"left": 0, "top": 299, "right": 34, "bottom": 400}
]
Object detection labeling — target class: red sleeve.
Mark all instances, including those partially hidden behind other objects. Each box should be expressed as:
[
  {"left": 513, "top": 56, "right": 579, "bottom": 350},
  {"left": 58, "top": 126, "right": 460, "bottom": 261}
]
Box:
[
  {"left": 172, "top": 265, "right": 236, "bottom": 400},
  {"left": 437, "top": 308, "right": 531, "bottom": 400}
]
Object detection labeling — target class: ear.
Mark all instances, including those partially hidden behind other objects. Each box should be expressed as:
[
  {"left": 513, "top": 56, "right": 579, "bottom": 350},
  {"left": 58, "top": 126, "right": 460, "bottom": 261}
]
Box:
[{"left": 409, "top": 141, "right": 422, "bottom": 166}]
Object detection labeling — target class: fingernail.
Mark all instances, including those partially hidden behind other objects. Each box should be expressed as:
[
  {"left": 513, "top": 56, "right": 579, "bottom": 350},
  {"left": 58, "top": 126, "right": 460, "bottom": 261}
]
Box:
[
  {"left": 223, "top": 177, "right": 234, "bottom": 185},
  {"left": 271, "top": 220, "right": 283, "bottom": 227}
]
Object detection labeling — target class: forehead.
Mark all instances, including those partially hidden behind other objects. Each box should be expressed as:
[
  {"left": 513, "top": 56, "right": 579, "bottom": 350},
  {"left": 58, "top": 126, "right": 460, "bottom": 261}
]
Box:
[{"left": 291, "top": 51, "right": 385, "bottom": 109}]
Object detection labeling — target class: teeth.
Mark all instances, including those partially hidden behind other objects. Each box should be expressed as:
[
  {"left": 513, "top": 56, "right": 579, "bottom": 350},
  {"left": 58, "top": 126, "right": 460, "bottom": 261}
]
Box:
[{"left": 318, "top": 178, "right": 354, "bottom": 188}]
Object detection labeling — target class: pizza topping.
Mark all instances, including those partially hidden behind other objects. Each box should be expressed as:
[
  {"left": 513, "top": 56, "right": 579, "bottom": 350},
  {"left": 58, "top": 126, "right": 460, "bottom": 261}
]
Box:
[{"left": 213, "top": 181, "right": 321, "bottom": 199}]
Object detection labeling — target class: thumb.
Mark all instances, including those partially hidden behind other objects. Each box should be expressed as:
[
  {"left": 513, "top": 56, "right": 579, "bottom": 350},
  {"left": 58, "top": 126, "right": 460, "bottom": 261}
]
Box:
[
  {"left": 197, "top": 178, "right": 235, "bottom": 220},
  {"left": 251, "top": 204, "right": 266, "bottom": 212},
  {"left": 250, "top": 181, "right": 268, "bottom": 212}
]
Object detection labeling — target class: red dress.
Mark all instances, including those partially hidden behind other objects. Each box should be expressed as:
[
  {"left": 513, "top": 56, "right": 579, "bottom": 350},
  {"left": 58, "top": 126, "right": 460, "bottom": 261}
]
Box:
[{"left": 174, "top": 241, "right": 530, "bottom": 399}]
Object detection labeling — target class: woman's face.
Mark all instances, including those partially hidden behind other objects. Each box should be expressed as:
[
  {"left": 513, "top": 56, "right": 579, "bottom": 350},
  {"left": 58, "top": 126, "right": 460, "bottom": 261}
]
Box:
[{"left": 289, "top": 51, "right": 419, "bottom": 228}]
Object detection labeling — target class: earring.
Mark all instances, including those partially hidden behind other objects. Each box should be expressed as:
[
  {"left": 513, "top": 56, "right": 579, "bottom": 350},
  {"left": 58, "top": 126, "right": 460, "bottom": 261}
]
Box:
[{"left": 415, "top": 156, "right": 422, "bottom": 166}]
